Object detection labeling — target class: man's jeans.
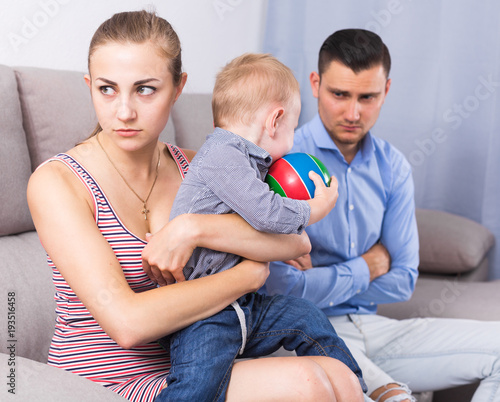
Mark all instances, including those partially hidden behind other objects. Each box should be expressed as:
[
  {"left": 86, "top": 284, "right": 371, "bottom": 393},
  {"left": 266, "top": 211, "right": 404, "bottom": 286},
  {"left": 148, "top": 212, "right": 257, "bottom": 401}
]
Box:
[
  {"left": 156, "top": 293, "right": 366, "bottom": 401},
  {"left": 330, "top": 314, "right": 500, "bottom": 401}
]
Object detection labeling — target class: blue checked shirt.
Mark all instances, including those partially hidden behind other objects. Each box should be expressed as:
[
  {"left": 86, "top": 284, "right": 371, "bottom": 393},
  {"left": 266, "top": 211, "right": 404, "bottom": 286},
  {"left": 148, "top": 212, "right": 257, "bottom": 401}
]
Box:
[
  {"left": 264, "top": 114, "right": 419, "bottom": 316},
  {"left": 171, "top": 128, "right": 310, "bottom": 281}
]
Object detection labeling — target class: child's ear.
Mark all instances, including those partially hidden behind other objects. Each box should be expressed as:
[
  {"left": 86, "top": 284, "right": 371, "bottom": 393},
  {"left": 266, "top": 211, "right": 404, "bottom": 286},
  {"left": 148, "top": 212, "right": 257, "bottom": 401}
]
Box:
[{"left": 266, "top": 107, "right": 285, "bottom": 137}]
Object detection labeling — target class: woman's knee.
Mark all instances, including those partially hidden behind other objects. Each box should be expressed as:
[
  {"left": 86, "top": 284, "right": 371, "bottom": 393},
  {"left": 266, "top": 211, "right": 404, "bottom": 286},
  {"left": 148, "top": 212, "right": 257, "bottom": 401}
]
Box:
[
  {"left": 306, "top": 356, "right": 364, "bottom": 402},
  {"left": 287, "top": 358, "right": 337, "bottom": 401},
  {"left": 228, "top": 357, "right": 336, "bottom": 401}
]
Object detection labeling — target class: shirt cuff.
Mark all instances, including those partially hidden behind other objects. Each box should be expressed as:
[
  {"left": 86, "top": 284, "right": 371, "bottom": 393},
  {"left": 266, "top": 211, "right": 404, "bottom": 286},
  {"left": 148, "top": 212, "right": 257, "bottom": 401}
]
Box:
[
  {"left": 349, "top": 256, "right": 371, "bottom": 296},
  {"left": 282, "top": 198, "right": 310, "bottom": 234},
  {"left": 297, "top": 200, "right": 311, "bottom": 233}
]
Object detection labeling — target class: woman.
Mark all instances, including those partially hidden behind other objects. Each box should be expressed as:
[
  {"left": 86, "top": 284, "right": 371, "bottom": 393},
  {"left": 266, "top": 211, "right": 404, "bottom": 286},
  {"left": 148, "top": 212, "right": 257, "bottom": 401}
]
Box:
[{"left": 27, "top": 10, "right": 363, "bottom": 401}]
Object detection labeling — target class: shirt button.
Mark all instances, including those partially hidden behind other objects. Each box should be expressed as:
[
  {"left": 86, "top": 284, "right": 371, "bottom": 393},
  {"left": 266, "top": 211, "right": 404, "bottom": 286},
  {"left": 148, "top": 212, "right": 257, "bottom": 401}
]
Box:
[
  {"left": 370, "top": 302, "right": 375, "bottom": 306},
  {"left": 347, "top": 167, "right": 352, "bottom": 173},
  {"left": 349, "top": 204, "right": 354, "bottom": 211},
  {"left": 356, "top": 289, "right": 361, "bottom": 294},
  {"left": 329, "top": 302, "right": 334, "bottom": 307},
  {"left": 351, "top": 242, "right": 355, "bottom": 248}
]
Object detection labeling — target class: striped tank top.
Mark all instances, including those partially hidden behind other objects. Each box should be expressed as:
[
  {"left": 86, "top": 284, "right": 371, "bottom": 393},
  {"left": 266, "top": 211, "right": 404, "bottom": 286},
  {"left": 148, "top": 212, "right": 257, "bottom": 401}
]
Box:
[{"left": 46, "top": 144, "right": 189, "bottom": 401}]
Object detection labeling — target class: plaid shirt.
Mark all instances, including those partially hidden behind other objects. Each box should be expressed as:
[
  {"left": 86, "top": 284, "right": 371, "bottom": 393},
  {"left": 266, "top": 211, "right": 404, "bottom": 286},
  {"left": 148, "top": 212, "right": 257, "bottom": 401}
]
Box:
[{"left": 171, "top": 128, "right": 310, "bottom": 281}]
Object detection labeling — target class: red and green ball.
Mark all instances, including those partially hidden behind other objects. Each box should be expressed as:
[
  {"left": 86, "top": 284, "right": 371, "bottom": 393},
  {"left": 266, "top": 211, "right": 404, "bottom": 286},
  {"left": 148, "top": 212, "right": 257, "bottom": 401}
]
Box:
[{"left": 265, "top": 153, "right": 331, "bottom": 200}]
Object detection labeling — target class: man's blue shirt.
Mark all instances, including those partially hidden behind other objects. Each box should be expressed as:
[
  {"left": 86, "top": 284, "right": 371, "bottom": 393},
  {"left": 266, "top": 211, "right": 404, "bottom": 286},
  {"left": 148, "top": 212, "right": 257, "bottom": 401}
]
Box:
[{"left": 264, "top": 114, "right": 419, "bottom": 316}]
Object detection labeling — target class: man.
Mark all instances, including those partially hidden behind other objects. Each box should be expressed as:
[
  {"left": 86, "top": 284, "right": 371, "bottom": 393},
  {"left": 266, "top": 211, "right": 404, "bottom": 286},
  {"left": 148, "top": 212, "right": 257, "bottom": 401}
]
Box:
[{"left": 264, "top": 29, "right": 500, "bottom": 402}]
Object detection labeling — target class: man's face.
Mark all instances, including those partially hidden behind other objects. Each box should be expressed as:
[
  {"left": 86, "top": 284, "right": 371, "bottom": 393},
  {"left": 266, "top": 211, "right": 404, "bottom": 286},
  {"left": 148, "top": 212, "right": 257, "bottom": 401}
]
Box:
[{"left": 310, "top": 61, "right": 391, "bottom": 157}]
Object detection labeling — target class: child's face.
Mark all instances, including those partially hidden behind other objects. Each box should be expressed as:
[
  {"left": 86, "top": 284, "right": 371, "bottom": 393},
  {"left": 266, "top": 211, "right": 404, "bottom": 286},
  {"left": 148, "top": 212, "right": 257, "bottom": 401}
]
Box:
[{"left": 271, "top": 94, "right": 301, "bottom": 161}]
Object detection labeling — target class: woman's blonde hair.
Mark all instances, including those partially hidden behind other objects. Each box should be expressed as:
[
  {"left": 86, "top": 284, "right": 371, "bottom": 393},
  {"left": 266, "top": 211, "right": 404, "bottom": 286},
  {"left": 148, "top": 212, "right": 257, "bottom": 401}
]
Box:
[
  {"left": 87, "top": 10, "right": 183, "bottom": 137},
  {"left": 212, "top": 53, "right": 300, "bottom": 128}
]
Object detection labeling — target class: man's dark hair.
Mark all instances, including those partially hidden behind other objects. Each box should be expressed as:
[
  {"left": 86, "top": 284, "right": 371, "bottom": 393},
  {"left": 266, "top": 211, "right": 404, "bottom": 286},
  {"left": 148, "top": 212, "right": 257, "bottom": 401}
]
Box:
[{"left": 318, "top": 29, "right": 391, "bottom": 78}]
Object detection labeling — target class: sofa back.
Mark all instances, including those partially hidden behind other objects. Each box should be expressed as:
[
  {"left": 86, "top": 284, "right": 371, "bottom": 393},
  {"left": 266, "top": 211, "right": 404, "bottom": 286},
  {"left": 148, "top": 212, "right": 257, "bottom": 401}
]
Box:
[
  {"left": 1, "top": 64, "right": 213, "bottom": 237},
  {"left": 0, "top": 64, "right": 213, "bottom": 363}
]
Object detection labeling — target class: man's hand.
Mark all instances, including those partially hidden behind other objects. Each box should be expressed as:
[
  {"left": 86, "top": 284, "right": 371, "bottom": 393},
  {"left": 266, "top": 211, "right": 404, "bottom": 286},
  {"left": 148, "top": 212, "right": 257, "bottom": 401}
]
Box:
[
  {"left": 362, "top": 243, "right": 391, "bottom": 281},
  {"left": 284, "top": 253, "right": 313, "bottom": 271}
]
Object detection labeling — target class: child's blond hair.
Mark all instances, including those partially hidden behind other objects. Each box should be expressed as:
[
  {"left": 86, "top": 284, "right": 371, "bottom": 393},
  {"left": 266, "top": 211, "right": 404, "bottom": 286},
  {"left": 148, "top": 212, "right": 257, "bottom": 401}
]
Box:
[{"left": 212, "top": 53, "right": 300, "bottom": 128}]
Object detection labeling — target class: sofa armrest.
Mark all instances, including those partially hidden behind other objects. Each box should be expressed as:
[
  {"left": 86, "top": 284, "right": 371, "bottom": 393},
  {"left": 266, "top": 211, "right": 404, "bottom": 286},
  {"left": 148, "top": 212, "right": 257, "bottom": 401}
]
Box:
[{"left": 416, "top": 209, "right": 495, "bottom": 275}]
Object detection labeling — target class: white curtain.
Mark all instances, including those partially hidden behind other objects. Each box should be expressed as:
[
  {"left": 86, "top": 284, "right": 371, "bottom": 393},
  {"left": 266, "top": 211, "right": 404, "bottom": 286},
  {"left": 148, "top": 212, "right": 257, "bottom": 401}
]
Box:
[{"left": 264, "top": 0, "right": 500, "bottom": 278}]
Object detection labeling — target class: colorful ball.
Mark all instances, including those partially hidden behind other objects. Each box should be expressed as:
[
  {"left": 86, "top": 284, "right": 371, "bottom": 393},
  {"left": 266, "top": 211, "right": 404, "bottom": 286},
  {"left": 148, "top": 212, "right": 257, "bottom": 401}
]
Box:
[{"left": 265, "top": 153, "right": 331, "bottom": 200}]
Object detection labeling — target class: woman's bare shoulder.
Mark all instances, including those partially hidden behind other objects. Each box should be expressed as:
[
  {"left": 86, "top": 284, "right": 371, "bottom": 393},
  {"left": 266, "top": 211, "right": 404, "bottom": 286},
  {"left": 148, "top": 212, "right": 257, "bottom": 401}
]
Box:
[{"left": 27, "top": 145, "right": 94, "bottom": 211}]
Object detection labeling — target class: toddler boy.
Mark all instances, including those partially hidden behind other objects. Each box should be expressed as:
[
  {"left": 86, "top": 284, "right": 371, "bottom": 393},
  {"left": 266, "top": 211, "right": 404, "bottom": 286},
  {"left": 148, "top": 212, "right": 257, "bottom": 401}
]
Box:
[{"left": 158, "top": 53, "right": 366, "bottom": 401}]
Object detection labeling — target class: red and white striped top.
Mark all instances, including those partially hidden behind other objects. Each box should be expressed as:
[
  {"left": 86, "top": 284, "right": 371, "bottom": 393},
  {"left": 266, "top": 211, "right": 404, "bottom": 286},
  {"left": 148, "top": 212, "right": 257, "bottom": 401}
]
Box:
[{"left": 46, "top": 144, "right": 190, "bottom": 401}]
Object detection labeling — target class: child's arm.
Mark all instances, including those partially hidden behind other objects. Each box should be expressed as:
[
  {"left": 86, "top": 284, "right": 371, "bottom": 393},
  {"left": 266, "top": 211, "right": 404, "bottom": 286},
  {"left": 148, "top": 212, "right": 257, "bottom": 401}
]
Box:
[
  {"left": 142, "top": 213, "right": 311, "bottom": 285},
  {"left": 306, "top": 172, "right": 339, "bottom": 225},
  {"left": 198, "top": 142, "right": 312, "bottom": 235}
]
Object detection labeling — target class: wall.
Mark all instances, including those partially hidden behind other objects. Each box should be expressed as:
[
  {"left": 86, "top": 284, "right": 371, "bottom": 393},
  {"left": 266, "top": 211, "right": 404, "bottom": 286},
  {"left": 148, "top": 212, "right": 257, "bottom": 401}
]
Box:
[{"left": 0, "top": 0, "right": 268, "bottom": 93}]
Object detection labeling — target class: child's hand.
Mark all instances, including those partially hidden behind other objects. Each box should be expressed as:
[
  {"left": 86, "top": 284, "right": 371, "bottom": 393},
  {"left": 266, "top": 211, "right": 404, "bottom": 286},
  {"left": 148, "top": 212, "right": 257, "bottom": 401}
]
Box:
[{"left": 306, "top": 172, "right": 339, "bottom": 225}]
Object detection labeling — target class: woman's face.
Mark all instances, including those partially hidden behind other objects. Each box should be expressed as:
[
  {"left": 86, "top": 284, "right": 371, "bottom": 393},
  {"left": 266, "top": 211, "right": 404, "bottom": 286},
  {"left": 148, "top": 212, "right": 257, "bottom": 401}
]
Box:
[{"left": 85, "top": 41, "right": 185, "bottom": 151}]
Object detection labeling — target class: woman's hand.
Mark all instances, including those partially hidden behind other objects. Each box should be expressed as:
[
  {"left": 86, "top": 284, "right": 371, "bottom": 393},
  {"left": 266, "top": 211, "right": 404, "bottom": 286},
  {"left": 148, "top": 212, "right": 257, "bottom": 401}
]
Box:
[
  {"left": 234, "top": 259, "right": 270, "bottom": 292},
  {"left": 142, "top": 214, "right": 199, "bottom": 286}
]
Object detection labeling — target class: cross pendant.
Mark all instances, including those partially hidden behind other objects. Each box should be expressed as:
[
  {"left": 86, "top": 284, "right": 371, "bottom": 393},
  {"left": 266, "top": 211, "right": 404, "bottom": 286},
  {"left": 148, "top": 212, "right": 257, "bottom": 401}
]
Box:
[{"left": 141, "top": 204, "right": 149, "bottom": 220}]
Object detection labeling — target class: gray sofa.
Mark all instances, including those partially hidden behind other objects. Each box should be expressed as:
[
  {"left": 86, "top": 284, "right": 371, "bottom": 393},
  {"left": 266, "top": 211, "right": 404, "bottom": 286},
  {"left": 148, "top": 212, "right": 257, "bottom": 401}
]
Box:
[{"left": 0, "top": 64, "right": 497, "bottom": 401}]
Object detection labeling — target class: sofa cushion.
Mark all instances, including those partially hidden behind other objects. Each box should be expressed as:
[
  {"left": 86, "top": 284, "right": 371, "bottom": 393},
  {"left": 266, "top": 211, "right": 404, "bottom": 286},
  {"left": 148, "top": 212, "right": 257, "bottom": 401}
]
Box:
[
  {"left": 0, "top": 65, "right": 34, "bottom": 236},
  {"left": 416, "top": 209, "right": 495, "bottom": 274},
  {"left": 0, "top": 232, "right": 56, "bottom": 363},
  {"left": 15, "top": 66, "right": 98, "bottom": 170},
  {"left": 1, "top": 354, "right": 126, "bottom": 401},
  {"left": 420, "top": 257, "right": 489, "bottom": 283},
  {"left": 378, "top": 277, "right": 500, "bottom": 320}
]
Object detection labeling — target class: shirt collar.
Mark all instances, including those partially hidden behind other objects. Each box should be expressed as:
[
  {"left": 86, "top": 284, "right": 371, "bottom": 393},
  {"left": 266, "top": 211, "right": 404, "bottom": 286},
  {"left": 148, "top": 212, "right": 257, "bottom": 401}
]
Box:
[
  {"left": 309, "top": 113, "right": 375, "bottom": 166},
  {"left": 213, "top": 127, "right": 273, "bottom": 167}
]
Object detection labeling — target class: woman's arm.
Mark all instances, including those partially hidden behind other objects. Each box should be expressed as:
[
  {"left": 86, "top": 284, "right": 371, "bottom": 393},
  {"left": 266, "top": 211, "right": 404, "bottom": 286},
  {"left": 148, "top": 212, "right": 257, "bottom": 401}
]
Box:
[
  {"left": 200, "top": 213, "right": 312, "bottom": 260},
  {"left": 28, "top": 163, "right": 268, "bottom": 349},
  {"left": 178, "top": 149, "right": 311, "bottom": 260},
  {"left": 142, "top": 213, "right": 311, "bottom": 285}
]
